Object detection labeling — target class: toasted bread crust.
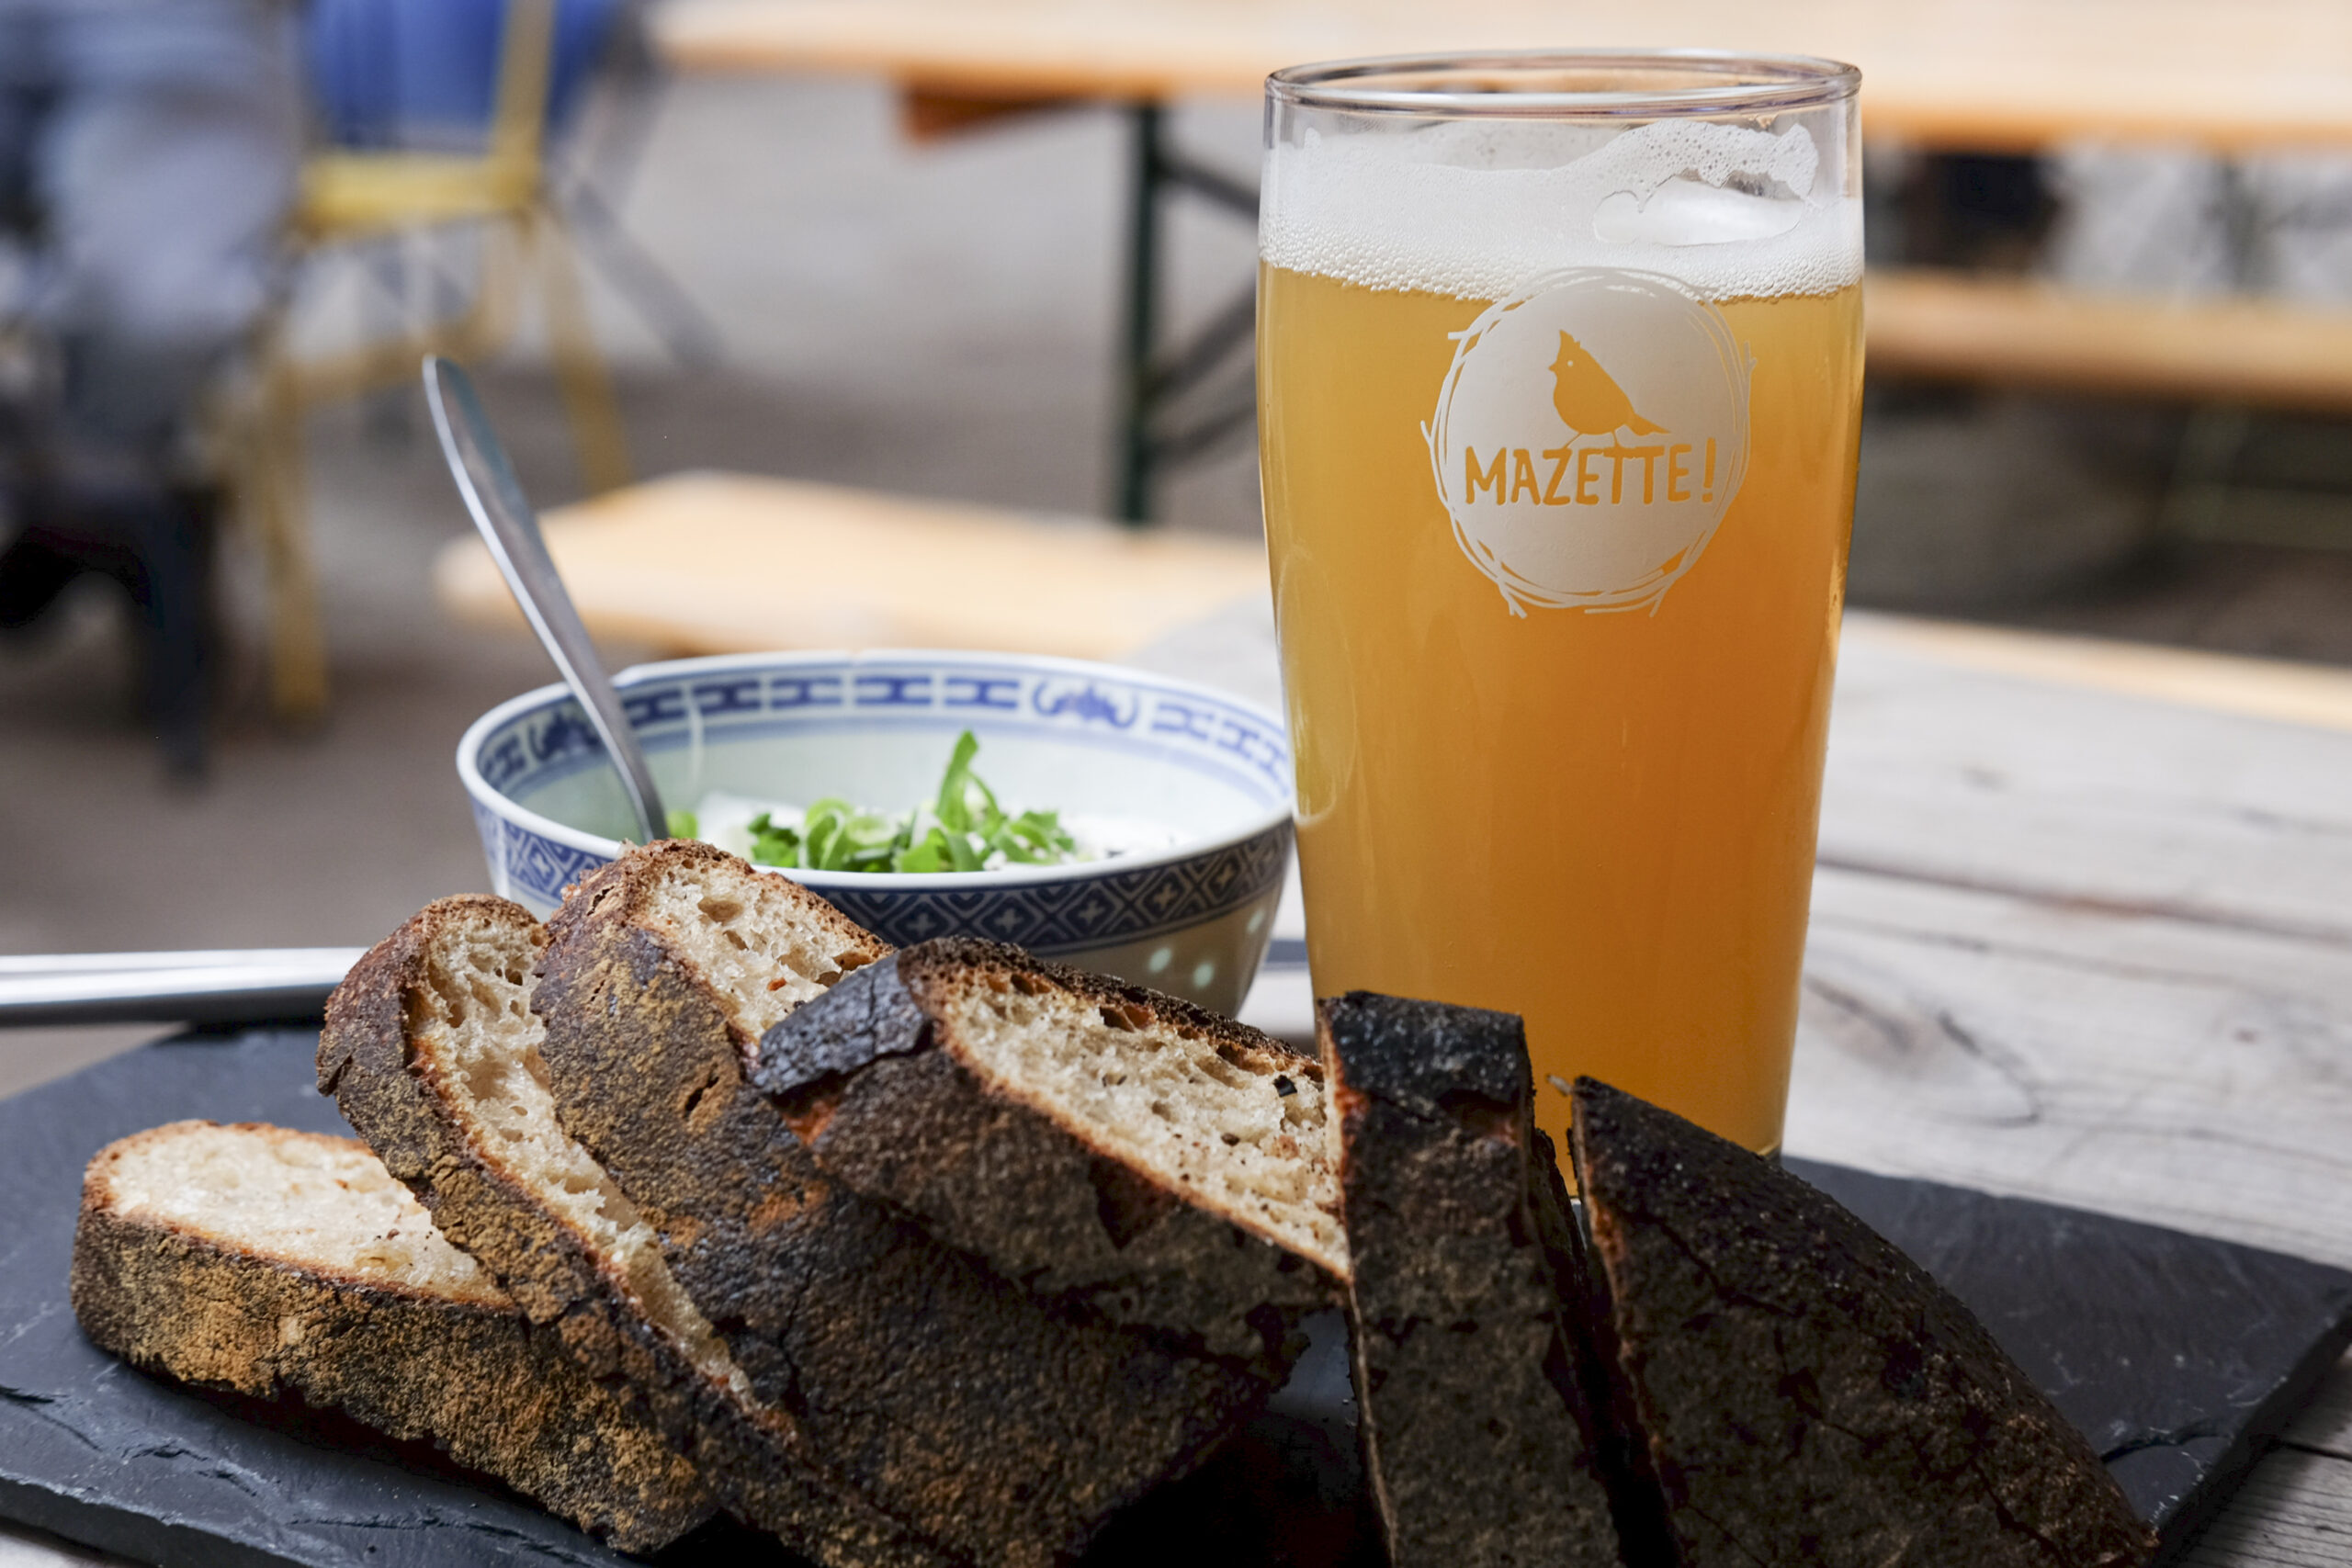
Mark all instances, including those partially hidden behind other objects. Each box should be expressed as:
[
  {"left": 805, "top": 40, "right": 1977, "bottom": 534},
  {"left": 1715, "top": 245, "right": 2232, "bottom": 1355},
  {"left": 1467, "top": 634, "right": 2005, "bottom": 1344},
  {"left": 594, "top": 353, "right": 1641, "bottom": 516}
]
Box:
[
  {"left": 752, "top": 940, "right": 1339, "bottom": 1368},
  {"left": 1570, "top": 1077, "right": 2157, "bottom": 1568},
  {"left": 537, "top": 847, "right": 1278, "bottom": 1568},
  {"left": 71, "top": 1122, "right": 713, "bottom": 1553},
  {"left": 318, "top": 895, "right": 944, "bottom": 1568},
  {"left": 1317, "top": 993, "right": 1629, "bottom": 1568},
  {"left": 317, "top": 899, "right": 666, "bottom": 1388}
]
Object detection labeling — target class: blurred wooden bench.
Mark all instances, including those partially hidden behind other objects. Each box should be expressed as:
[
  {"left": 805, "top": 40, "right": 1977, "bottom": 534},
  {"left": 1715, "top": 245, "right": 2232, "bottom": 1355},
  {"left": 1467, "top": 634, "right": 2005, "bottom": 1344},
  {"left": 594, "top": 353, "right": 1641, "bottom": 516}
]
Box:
[
  {"left": 1867, "top": 270, "right": 2352, "bottom": 412},
  {"left": 432, "top": 470, "right": 1270, "bottom": 660}
]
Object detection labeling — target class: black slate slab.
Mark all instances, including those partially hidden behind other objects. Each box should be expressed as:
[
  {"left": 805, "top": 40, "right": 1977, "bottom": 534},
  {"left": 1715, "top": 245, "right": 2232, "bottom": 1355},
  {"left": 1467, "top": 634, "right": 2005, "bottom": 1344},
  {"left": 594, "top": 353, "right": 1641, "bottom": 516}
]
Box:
[
  {"left": 1789, "top": 1156, "right": 2352, "bottom": 1551},
  {"left": 2, "top": 1031, "right": 2346, "bottom": 1566},
  {"left": 0, "top": 1029, "right": 794, "bottom": 1568}
]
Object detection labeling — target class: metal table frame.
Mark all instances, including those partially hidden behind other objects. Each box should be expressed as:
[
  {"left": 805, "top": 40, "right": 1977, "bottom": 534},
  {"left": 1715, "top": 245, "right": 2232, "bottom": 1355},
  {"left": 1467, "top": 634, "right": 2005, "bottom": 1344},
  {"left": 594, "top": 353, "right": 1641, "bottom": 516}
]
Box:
[{"left": 1112, "top": 102, "right": 1261, "bottom": 522}]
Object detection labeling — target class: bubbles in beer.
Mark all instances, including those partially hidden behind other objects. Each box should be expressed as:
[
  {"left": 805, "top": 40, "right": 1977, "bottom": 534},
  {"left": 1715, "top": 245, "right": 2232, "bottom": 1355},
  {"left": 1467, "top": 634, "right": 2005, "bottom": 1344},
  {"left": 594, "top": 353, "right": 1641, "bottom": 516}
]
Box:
[{"left": 1261, "top": 118, "right": 1861, "bottom": 302}]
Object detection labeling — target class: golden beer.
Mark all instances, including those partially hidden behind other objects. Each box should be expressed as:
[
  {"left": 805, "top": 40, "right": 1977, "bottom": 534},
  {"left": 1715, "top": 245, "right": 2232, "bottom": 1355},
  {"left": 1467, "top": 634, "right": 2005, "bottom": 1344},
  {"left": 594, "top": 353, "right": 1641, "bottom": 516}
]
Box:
[{"left": 1259, "top": 54, "right": 1864, "bottom": 1155}]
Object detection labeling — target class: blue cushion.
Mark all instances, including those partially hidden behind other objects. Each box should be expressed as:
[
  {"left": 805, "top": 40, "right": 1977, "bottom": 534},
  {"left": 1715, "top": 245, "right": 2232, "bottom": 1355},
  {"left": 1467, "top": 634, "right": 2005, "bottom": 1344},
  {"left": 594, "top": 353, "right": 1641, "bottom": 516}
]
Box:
[{"left": 306, "top": 0, "right": 623, "bottom": 150}]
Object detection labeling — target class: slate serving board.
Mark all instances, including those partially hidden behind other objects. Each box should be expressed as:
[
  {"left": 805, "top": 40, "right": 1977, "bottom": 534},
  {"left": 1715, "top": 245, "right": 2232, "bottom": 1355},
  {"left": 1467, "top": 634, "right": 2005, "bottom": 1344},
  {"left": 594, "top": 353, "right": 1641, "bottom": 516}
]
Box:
[{"left": 2, "top": 1030, "right": 2347, "bottom": 1568}]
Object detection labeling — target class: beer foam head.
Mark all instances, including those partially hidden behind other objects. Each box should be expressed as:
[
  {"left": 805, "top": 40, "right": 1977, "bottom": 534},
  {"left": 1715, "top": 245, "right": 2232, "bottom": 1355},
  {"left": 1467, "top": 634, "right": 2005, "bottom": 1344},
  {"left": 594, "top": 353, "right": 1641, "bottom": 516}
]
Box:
[{"left": 1261, "top": 118, "right": 1860, "bottom": 301}]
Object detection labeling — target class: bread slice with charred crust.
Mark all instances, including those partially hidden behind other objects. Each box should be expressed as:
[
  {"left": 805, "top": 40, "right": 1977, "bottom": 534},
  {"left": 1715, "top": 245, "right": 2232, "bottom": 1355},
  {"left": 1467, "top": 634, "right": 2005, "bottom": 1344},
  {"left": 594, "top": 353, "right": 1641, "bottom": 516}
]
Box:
[
  {"left": 750, "top": 937, "right": 1345, "bottom": 1368},
  {"left": 1569, "top": 1076, "right": 2157, "bottom": 1568},
  {"left": 531, "top": 841, "right": 1288, "bottom": 1568},
  {"left": 316, "top": 892, "right": 949, "bottom": 1568},
  {"left": 1317, "top": 993, "right": 1632, "bottom": 1568},
  {"left": 70, "top": 1120, "right": 714, "bottom": 1552}
]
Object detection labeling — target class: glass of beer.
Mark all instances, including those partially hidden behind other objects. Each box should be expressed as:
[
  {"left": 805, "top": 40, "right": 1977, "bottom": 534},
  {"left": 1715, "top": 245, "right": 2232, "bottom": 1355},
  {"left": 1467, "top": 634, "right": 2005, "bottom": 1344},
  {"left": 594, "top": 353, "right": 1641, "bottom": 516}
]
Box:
[{"left": 1259, "top": 51, "right": 1863, "bottom": 1156}]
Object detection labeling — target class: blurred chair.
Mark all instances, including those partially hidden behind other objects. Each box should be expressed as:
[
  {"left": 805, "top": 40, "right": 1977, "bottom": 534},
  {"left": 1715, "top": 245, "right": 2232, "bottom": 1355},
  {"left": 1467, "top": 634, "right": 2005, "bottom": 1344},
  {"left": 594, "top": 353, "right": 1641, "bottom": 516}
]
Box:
[{"left": 243, "top": 0, "right": 635, "bottom": 718}]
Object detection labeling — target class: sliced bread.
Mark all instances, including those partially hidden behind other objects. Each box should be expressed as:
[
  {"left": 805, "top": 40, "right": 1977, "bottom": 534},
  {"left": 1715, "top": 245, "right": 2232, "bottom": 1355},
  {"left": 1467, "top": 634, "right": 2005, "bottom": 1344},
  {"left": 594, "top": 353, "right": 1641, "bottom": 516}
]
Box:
[
  {"left": 316, "top": 893, "right": 947, "bottom": 1568},
  {"left": 529, "top": 841, "right": 1285, "bottom": 1566},
  {"left": 1316, "top": 993, "right": 1631, "bottom": 1568},
  {"left": 1569, "top": 1076, "right": 2157, "bottom": 1568},
  {"left": 69, "top": 1120, "right": 714, "bottom": 1553},
  {"left": 750, "top": 936, "right": 1345, "bottom": 1368}
]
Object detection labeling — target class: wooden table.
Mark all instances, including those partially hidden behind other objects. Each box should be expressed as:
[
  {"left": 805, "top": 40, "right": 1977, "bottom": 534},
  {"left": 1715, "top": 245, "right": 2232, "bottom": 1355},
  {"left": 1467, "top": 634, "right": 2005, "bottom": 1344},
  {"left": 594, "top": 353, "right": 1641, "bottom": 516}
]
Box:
[
  {"left": 6, "top": 604, "right": 2352, "bottom": 1562},
  {"left": 653, "top": 0, "right": 2352, "bottom": 519},
  {"left": 1165, "top": 606, "right": 2352, "bottom": 1564},
  {"left": 660, "top": 0, "right": 2352, "bottom": 150},
  {"left": 1802, "top": 616, "right": 2352, "bottom": 1564}
]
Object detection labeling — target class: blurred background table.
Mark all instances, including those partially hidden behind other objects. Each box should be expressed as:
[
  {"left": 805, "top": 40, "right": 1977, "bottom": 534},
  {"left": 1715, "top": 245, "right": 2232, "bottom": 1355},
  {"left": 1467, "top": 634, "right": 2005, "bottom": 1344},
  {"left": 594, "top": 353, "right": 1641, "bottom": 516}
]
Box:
[
  {"left": 658, "top": 0, "right": 2352, "bottom": 145},
  {"left": 432, "top": 469, "right": 1270, "bottom": 659},
  {"left": 655, "top": 0, "right": 2352, "bottom": 518}
]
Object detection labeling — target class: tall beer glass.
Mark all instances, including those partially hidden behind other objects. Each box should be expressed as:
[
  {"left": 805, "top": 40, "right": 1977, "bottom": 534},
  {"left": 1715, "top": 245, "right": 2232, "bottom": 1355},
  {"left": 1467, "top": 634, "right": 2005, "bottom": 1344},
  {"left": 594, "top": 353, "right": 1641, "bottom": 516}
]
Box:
[{"left": 1259, "top": 53, "right": 1862, "bottom": 1156}]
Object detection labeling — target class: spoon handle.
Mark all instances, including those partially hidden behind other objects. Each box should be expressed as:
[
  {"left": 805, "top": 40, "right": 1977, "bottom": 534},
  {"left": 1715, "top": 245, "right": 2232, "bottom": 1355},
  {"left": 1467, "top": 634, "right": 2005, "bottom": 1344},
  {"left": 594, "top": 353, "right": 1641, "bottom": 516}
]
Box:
[
  {"left": 0, "top": 950, "right": 368, "bottom": 1027},
  {"left": 424, "top": 356, "right": 668, "bottom": 844}
]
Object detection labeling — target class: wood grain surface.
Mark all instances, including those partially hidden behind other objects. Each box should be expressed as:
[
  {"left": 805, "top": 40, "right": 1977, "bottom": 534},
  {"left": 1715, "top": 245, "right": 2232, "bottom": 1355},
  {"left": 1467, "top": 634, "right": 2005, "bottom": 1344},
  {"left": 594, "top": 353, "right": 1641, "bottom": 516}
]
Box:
[
  {"left": 40, "top": 587, "right": 2346, "bottom": 1562},
  {"left": 1789, "top": 629, "right": 2352, "bottom": 1565},
  {"left": 1824, "top": 615, "right": 2352, "bottom": 946},
  {"left": 1182, "top": 606, "right": 2352, "bottom": 1562},
  {"left": 654, "top": 0, "right": 2352, "bottom": 152}
]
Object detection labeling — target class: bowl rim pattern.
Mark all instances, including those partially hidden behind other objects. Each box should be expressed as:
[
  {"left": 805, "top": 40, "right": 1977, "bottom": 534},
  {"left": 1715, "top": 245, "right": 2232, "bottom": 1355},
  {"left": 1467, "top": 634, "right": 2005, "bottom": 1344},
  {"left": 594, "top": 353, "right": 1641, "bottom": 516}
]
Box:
[{"left": 458, "top": 648, "right": 1296, "bottom": 909}]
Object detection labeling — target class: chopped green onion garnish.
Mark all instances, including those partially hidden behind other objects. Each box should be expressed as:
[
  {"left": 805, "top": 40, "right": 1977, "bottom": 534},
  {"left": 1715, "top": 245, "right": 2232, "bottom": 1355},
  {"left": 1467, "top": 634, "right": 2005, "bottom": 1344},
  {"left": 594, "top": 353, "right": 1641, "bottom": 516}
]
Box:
[{"left": 733, "top": 732, "right": 1078, "bottom": 875}]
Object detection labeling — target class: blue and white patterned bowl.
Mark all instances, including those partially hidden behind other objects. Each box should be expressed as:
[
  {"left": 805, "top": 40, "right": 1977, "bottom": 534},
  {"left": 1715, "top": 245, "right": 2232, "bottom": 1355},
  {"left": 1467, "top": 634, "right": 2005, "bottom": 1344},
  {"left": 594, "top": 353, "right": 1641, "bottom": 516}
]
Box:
[{"left": 457, "top": 649, "right": 1295, "bottom": 1016}]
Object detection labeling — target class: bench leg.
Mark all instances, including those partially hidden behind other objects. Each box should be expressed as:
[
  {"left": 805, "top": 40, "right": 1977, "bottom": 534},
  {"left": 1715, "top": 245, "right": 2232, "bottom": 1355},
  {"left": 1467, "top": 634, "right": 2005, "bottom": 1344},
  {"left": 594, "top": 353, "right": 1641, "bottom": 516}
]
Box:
[
  {"left": 1114, "top": 101, "right": 1166, "bottom": 525},
  {"left": 0, "top": 483, "right": 219, "bottom": 775},
  {"left": 531, "top": 206, "right": 633, "bottom": 496},
  {"left": 251, "top": 360, "right": 329, "bottom": 722},
  {"left": 130, "top": 489, "right": 216, "bottom": 778}
]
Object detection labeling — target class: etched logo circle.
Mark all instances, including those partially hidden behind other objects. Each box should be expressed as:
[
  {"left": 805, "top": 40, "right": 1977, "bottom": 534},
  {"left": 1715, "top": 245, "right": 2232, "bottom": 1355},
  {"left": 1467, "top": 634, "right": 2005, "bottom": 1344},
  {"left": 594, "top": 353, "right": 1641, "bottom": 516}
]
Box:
[{"left": 1424, "top": 268, "right": 1749, "bottom": 615}]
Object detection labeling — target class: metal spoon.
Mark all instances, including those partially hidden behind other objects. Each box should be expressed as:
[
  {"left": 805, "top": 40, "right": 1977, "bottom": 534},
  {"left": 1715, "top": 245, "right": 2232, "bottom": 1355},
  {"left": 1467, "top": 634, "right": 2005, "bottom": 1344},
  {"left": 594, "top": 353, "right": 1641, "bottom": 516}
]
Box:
[
  {"left": 424, "top": 355, "right": 667, "bottom": 842},
  {"left": 0, "top": 949, "right": 368, "bottom": 1027}
]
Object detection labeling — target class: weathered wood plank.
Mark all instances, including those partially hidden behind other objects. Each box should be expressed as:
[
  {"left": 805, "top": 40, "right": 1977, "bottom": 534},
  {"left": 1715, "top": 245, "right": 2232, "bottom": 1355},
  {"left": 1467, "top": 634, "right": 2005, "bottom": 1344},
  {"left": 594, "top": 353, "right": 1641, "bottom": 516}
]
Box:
[
  {"left": 1148, "top": 598, "right": 2352, "bottom": 947},
  {"left": 2285, "top": 1351, "right": 2352, "bottom": 1462},
  {"left": 1822, "top": 631, "right": 2352, "bottom": 947},
  {"left": 1785, "top": 865, "right": 2352, "bottom": 1272},
  {"left": 1844, "top": 613, "right": 2352, "bottom": 735},
  {"left": 2171, "top": 1447, "right": 2352, "bottom": 1566}
]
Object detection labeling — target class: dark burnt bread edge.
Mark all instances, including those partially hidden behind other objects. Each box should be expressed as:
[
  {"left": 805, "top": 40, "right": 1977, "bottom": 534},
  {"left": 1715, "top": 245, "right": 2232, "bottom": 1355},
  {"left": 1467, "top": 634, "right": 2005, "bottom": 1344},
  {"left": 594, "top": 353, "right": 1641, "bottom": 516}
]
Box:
[
  {"left": 757, "top": 931, "right": 1326, "bottom": 1213},
  {"left": 1526, "top": 1125, "right": 1677, "bottom": 1568},
  {"left": 752, "top": 952, "right": 932, "bottom": 1100},
  {"left": 531, "top": 861, "right": 984, "bottom": 1568},
  {"left": 1314, "top": 990, "right": 1528, "bottom": 1122},
  {"left": 540, "top": 853, "right": 1288, "bottom": 1566},
  {"left": 316, "top": 899, "right": 616, "bottom": 1329},
  {"left": 1566, "top": 1074, "right": 2159, "bottom": 1568},
  {"left": 1314, "top": 990, "right": 1525, "bottom": 1133},
  {"left": 69, "top": 1177, "right": 718, "bottom": 1554},
  {"left": 752, "top": 938, "right": 1337, "bottom": 1368},
  {"left": 776, "top": 938, "right": 1311, "bottom": 1066},
  {"left": 315, "top": 902, "right": 741, "bottom": 1503},
  {"left": 753, "top": 935, "right": 1321, "bottom": 1181},
  {"left": 1317, "top": 992, "right": 1658, "bottom": 1568}
]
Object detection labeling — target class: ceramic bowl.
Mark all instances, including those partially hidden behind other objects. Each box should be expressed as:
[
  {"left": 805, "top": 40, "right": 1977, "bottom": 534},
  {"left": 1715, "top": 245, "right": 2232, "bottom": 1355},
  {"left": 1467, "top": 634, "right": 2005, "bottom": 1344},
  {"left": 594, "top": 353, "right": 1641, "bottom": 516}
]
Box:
[{"left": 457, "top": 649, "right": 1295, "bottom": 1016}]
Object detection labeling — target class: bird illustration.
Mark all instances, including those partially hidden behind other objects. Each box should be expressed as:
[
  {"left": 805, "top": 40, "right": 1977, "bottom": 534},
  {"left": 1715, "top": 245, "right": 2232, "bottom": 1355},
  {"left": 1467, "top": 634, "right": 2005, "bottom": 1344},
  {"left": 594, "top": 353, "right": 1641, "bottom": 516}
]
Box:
[{"left": 1550, "top": 331, "right": 1665, "bottom": 436}]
